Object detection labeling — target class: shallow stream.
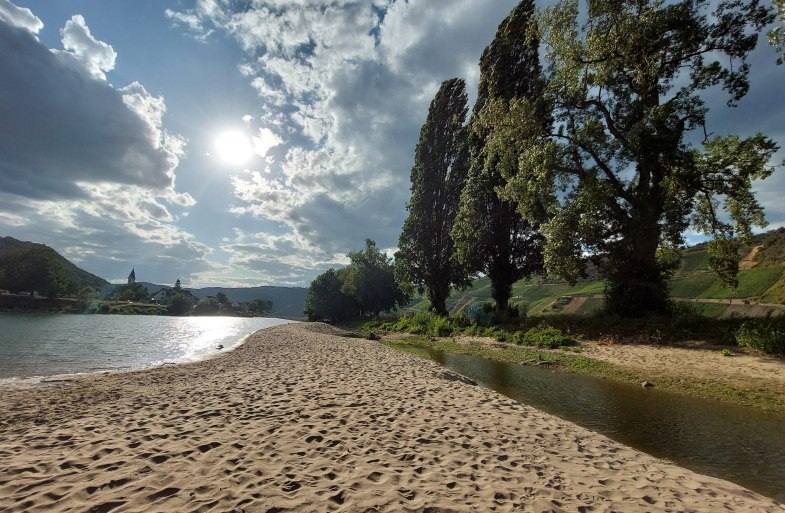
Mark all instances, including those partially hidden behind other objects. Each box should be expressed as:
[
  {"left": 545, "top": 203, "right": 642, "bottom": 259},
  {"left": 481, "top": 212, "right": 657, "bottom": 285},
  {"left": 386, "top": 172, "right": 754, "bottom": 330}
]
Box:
[{"left": 425, "top": 349, "right": 785, "bottom": 502}]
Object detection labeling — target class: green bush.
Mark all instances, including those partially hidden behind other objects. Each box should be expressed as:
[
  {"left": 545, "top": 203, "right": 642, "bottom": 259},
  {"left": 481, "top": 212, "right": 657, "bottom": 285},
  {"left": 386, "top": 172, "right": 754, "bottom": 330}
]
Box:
[
  {"left": 513, "top": 326, "right": 575, "bottom": 349},
  {"left": 736, "top": 318, "right": 785, "bottom": 355},
  {"left": 384, "top": 311, "right": 462, "bottom": 337},
  {"left": 466, "top": 302, "right": 492, "bottom": 327}
]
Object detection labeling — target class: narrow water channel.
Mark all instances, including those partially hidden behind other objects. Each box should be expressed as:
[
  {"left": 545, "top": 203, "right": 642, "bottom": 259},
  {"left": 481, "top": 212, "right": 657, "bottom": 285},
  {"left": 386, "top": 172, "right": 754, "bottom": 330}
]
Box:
[{"left": 426, "top": 349, "right": 785, "bottom": 503}]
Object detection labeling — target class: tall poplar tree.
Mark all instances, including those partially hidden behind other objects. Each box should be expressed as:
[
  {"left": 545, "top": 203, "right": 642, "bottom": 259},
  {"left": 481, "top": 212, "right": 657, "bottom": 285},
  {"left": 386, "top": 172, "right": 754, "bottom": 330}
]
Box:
[
  {"left": 497, "top": 0, "right": 778, "bottom": 317},
  {"left": 451, "top": 0, "right": 546, "bottom": 314},
  {"left": 395, "top": 78, "right": 471, "bottom": 315}
]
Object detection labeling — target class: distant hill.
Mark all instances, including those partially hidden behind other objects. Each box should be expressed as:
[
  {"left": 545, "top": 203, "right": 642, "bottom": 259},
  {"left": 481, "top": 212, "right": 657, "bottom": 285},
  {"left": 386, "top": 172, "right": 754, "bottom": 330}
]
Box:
[
  {"left": 0, "top": 237, "right": 109, "bottom": 296},
  {"left": 135, "top": 282, "right": 307, "bottom": 318},
  {"left": 410, "top": 228, "right": 785, "bottom": 319}
]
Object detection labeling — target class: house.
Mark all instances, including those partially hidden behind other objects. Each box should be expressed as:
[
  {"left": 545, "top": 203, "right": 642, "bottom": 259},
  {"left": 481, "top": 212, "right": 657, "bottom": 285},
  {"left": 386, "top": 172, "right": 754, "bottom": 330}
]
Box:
[{"left": 150, "top": 287, "right": 172, "bottom": 304}]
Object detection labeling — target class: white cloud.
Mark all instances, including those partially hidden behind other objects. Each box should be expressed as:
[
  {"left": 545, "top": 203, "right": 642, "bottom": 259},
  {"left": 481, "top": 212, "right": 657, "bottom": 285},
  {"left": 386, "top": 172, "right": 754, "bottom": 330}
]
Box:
[
  {"left": 58, "top": 14, "right": 116, "bottom": 80},
  {"left": 253, "top": 128, "right": 283, "bottom": 157},
  {"left": 165, "top": 0, "right": 523, "bottom": 271},
  {"left": 0, "top": 0, "right": 42, "bottom": 34}
]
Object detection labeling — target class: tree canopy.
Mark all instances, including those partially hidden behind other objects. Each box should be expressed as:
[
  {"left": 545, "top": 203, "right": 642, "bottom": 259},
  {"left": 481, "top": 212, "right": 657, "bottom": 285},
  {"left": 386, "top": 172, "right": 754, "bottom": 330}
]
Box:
[
  {"left": 395, "top": 78, "right": 472, "bottom": 315},
  {"left": 306, "top": 240, "right": 410, "bottom": 321},
  {"left": 451, "top": 0, "right": 546, "bottom": 313},
  {"left": 492, "top": 0, "right": 779, "bottom": 317}
]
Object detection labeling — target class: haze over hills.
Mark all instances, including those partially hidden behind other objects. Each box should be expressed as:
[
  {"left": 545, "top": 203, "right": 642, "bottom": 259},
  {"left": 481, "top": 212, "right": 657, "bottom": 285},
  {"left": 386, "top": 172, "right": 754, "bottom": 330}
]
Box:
[{"left": 135, "top": 282, "right": 307, "bottom": 318}]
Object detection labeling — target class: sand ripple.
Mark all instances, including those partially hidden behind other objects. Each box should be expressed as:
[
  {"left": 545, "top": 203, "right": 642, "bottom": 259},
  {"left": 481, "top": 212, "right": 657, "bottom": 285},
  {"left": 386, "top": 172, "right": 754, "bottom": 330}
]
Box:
[{"left": 0, "top": 323, "right": 782, "bottom": 512}]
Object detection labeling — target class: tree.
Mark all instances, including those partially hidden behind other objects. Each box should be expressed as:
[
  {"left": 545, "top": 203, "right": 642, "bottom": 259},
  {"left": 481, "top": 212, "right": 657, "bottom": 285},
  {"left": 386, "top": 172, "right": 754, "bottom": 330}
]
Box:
[
  {"left": 216, "top": 292, "right": 229, "bottom": 307},
  {"left": 770, "top": 0, "right": 785, "bottom": 64},
  {"left": 395, "top": 78, "right": 472, "bottom": 315},
  {"left": 499, "top": 0, "right": 778, "bottom": 317},
  {"left": 343, "top": 239, "right": 411, "bottom": 316},
  {"left": 304, "top": 268, "right": 357, "bottom": 322},
  {"left": 168, "top": 294, "right": 192, "bottom": 316},
  {"left": 194, "top": 297, "right": 219, "bottom": 314},
  {"left": 452, "top": 0, "right": 546, "bottom": 314},
  {"left": 249, "top": 298, "right": 273, "bottom": 314},
  {"left": 113, "top": 282, "right": 149, "bottom": 302}
]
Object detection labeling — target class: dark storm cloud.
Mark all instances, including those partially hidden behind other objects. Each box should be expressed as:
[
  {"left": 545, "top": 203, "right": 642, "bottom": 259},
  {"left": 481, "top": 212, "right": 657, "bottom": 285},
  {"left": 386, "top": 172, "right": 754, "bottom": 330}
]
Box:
[{"left": 0, "top": 22, "right": 177, "bottom": 200}]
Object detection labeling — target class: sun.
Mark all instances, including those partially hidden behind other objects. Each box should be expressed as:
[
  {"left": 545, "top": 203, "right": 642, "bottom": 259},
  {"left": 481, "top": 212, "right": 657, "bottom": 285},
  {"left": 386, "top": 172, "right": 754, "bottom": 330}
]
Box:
[{"left": 214, "top": 131, "right": 253, "bottom": 165}]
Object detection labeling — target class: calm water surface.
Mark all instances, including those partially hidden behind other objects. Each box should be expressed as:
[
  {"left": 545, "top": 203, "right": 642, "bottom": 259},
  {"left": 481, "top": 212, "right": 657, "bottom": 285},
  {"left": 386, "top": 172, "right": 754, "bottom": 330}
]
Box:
[
  {"left": 0, "top": 313, "right": 293, "bottom": 379},
  {"left": 427, "top": 349, "right": 785, "bottom": 503}
]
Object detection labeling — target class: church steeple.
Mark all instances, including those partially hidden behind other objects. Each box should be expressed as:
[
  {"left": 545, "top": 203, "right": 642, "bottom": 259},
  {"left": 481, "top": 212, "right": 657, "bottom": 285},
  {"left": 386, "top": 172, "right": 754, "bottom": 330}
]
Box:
[{"left": 128, "top": 268, "right": 136, "bottom": 285}]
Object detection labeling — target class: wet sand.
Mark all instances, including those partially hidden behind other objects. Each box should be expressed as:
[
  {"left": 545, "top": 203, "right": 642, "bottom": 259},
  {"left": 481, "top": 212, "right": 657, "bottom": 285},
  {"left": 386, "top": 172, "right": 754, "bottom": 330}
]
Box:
[{"left": 1, "top": 323, "right": 782, "bottom": 512}]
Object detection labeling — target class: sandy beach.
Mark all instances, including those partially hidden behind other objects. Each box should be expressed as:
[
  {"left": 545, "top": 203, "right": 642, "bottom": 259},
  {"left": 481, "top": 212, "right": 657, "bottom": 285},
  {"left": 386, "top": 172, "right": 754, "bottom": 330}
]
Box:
[{"left": 1, "top": 323, "right": 782, "bottom": 512}]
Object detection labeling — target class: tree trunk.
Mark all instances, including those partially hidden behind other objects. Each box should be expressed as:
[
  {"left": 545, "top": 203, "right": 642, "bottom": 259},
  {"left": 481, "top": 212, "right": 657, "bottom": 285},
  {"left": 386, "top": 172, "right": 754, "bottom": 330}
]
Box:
[
  {"left": 490, "top": 277, "right": 511, "bottom": 314},
  {"left": 427, "top": 276, "right": 450, "bottom": 316},
  {"left": 604, "top": 223, "right": 670, "bottom": 317}
]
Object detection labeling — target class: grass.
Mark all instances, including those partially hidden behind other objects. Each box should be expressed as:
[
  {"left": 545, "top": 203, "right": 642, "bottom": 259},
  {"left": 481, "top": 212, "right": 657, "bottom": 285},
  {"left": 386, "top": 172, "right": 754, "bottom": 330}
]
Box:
[
  {"left": 563, "top": 281, "right": 605, "bottom": 296},
  {"left": 677, "top": 250, "right": 710, "bottom": 274},
  {"left": 699, "top": 266, "right": 784, "bottom": 299},
  {"left": 761, "top": 271, "right": 785, "bottom": 304},
  {"left": 685, "top": 301, "right": 726, "bottom": 318},
  {"left": 380, "top": 336, "right": 785, "bottom": 411},
  {"left": 670, "top": 272, "right": 718, "bottom": 297}
]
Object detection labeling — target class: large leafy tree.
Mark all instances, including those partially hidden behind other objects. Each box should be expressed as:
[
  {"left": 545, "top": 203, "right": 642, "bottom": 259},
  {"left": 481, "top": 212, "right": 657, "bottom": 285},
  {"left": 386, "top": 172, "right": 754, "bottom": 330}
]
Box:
[
  {"left": 395, "top": 78, "right": 472, "bottom": 315},
  {"left": 344, "top": 239, "right": 410, "bottom": 316},
  {"left": 304, "top": 268, "right": 356, "bottom": 322},
  {"left": 499, "top": 0, "right": 778, "bottom": 317},
  {"left": 452, "top": 0, "right": 546, "bottom": 314}
]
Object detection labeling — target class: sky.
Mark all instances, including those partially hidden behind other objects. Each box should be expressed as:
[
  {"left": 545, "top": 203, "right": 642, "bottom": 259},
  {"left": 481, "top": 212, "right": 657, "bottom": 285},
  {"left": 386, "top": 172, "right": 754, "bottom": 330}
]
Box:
[{"left": 0, "top": 0, "right": 783, "bottom": 288}]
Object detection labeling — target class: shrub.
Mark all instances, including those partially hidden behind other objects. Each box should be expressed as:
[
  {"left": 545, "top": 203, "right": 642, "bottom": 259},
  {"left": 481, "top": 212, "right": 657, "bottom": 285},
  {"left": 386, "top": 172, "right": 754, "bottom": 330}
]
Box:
[
  {"left": 736, "top": 318, "right": 785, "bottom": 356},
  {"left": 513, "top": 326, "right": 575, "bottom": 349},
  {"left": 466, "top": 302, "right": 492, "bottom": 327}
]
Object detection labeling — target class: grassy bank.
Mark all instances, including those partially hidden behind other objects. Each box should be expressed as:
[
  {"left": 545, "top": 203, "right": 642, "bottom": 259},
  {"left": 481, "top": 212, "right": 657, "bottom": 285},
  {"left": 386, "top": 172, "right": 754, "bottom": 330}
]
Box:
[{"left": 380, "top": 336, "right": 785, "bottom": 412}]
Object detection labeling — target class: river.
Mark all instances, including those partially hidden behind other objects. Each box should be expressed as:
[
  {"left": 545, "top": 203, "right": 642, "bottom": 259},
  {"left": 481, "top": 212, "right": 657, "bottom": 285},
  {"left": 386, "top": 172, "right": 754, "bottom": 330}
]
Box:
[{"left": 0, "top": 313, "right": 292, "bottom": 380}]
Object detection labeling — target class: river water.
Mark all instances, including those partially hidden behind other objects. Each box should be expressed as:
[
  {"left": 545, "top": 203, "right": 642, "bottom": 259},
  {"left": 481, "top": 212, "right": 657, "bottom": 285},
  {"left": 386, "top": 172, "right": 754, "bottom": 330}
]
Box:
[
  {"left": 0, "top": 313, "right": 292, "bottom": 380},
  {"left": 426, "top": 349, "right": 785, "bottom": 503}
]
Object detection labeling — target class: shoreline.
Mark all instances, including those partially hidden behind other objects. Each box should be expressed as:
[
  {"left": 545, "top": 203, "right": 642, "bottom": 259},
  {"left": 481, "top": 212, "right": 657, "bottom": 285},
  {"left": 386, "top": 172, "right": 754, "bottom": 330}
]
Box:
[
  {"left": 1, "top": 323, "right": 783, "bottom": 512},
  {"left": 382, "top": 334, "right": 785, "bottom": 412}
]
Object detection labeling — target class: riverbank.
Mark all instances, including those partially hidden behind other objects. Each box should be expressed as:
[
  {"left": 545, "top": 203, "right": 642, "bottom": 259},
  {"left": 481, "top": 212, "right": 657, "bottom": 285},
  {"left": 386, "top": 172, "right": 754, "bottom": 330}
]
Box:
[
  {"left": 383, "top": 334, "right": 785, "bottom": 412},
  {"left": 1, "top": 323, "right": 782, "bottom": 512}
]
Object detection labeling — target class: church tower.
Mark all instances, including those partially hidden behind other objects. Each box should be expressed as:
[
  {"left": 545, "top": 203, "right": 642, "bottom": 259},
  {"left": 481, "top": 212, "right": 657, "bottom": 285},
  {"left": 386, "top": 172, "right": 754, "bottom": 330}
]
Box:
[{"left": 128, "top": 268, "right": 136, "bottom": 285}]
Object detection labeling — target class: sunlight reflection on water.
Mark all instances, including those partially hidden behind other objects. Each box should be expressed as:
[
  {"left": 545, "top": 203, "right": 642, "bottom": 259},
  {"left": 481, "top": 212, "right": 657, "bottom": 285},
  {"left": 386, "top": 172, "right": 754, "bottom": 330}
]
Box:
[{"left": 0, "top": 314, "right": 293, "bottom": 378}]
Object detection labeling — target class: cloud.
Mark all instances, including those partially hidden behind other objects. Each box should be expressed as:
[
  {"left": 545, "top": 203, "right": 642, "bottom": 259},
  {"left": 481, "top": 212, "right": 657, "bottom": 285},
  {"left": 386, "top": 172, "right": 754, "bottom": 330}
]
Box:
[
  {"left": 0, "top": 18, "right": 186, "bottom": 200},
  {"left": 58, "top": 14, "right": 116, "bottom": 80},
  {"left": 0, "top": 0, "right": 42, "bottom": 34},
  {"left": 168, "top": 0, "right": 523, "bottom": 264},
  {"left": 0, "top": 3, "right": 200, "bottom": 285}
]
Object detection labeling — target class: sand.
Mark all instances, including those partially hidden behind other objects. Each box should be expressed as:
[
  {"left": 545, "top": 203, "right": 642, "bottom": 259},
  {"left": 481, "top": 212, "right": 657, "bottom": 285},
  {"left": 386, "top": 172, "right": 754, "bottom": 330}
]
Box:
[
  {"left": 1, "top": 323, "right": 782, "bottom": 513},
  {"left": 580, "top": 340, "right": 785, "bottom": 400}
]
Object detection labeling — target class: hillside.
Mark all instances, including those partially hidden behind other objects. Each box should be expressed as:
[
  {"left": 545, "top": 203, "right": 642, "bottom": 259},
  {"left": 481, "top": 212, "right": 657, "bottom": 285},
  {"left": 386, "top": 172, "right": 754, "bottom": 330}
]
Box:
[
  {"left": 0, "top": 237, "right": 109, "bottom": 296},
  {"left": 410, "top": 228, "right": 785, "bottom": 318},
  {"left": 135, "top": 282, "right": 307, "bottom": 318}
]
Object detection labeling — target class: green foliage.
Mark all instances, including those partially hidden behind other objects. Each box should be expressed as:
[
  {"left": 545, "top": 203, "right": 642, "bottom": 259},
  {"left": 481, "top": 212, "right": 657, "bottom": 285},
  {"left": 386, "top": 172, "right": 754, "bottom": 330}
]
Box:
[
  {"left": 719, "top": 348, "right": 733, "bottom": 357},
  {"left": 194, "top": 296, "right": 219, "bottom": 315},
  {"left": 395, "top": 78, "right": 472, "bottom": 315},
  {"left": 736, "top": 317, "right": 785, "bottom": 355},
  {"left": 500, "top": 0, "right": 778, "bottom": 317},
  {"left": 168, "top": 294, "right": 193, "bottom": 316},
  {"left": 216, "top": 292, "right": 229, "bottom": 305},
  {"left": 465, "top": 302, "right": 492, "bottom": 327},
  {"left": 307, "top": 240, "right": 409, "bottom": 322},
  {"left": 305, "top": 268, "right": 357, "bottom": 322},
  {"left": 769, "top": 0, "right": 785, "bottom": 64},
  {"left": 513, "top": 326, "right": 574, "bottom": 349},
  {"left": 249, "top": 298, "right": 273, "bottom": 314},
  {"left": 452, "top": 0, "right": 546, "bottom": 314},
  {"left": 380, "top": 311, "right": 465, "bottom": 337},
  {"left": 113, "top": 282, "right": 150, "bottom": 302},
  {"left": 699, "top": 267, "right": 783, "bottom": 299},
  {"left": 343, "top": 240, "right": 411, "bottom": 316}
]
